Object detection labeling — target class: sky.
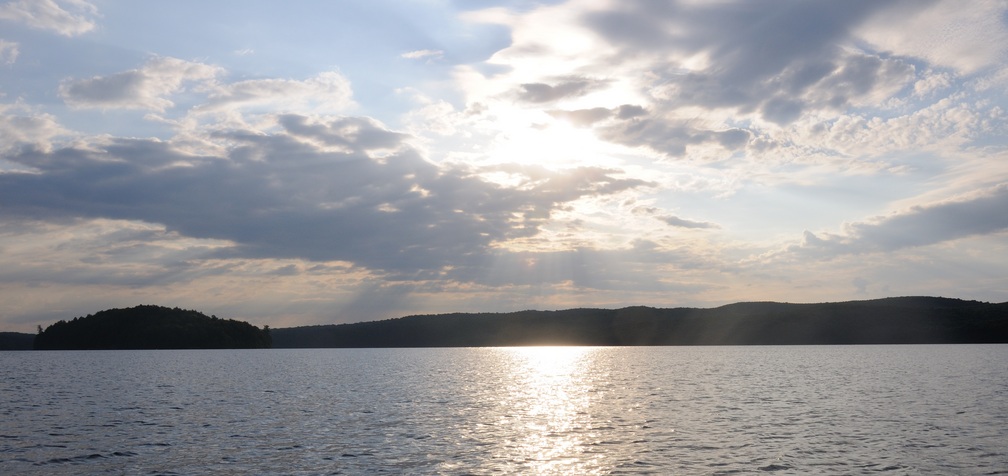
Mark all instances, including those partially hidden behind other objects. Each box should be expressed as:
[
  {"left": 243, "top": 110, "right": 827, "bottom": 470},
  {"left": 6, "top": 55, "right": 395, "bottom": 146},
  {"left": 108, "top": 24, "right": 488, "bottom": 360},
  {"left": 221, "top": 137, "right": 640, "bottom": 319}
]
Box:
[{"left": 1, "top": 0, "right": 1007, "bottom": 331}]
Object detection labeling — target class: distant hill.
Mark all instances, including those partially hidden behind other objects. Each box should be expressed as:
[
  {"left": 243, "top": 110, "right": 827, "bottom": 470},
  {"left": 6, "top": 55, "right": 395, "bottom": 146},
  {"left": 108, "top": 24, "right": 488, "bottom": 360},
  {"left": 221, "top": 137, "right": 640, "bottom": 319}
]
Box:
[
  {"left": 34, "top": 305, "right": 272, "bottom": 350},
  {"left": 0, "top": 332, "right": 35, "bottom": 350},
  {"left": 271, "top": 297, "right": 1008, "bottom": 348}
]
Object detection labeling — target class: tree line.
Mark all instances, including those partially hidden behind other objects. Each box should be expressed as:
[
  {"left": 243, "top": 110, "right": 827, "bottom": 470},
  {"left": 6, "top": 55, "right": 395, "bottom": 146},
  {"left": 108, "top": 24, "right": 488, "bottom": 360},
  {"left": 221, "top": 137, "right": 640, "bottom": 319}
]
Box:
[{"left": 270, "top": 297, "right": 1008, "bottom": 347}]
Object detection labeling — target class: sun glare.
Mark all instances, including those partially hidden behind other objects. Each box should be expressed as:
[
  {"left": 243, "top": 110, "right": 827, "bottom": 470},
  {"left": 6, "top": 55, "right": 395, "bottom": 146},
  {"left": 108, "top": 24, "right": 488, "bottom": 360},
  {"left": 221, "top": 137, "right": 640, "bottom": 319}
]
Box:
[
  {"left": 511, "top": 345, "right": 593, "bottom": 375},
  {"left": 484, "top": 115, "right": 619, "bottom": 170},
  {"left": 491, "top": 346, "right": 606, "bottom": 473}
]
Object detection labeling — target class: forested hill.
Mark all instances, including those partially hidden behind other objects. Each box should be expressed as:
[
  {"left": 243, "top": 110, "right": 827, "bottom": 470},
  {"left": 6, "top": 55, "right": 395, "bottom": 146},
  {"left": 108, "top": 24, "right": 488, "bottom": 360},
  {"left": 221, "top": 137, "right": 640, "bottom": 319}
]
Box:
[
  {"left": 34, "top": 305, "right": 272, "bottom": 350},
  {"left": 271, "top": 297, "right": 1008, "bottom": 348},
  {"left": 0, "top": 332, "right": 34, "bottom": 350}
]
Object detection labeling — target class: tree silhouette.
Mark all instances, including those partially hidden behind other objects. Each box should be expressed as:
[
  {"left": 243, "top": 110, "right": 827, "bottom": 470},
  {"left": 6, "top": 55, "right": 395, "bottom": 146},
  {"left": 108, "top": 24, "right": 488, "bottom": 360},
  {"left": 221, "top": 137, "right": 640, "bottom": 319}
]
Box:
[{"left": 34, "top": 305, "right": 272, "bottom": 350}]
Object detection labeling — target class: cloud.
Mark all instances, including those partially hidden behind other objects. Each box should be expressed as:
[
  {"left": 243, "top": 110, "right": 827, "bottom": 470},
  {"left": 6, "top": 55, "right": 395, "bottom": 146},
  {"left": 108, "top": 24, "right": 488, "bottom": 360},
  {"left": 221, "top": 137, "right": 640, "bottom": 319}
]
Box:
[
  {"left": 196, "top": 71, "right": 354, "bottom": 115},
  {"left": 0, "top": 39, "right": 18, "bottom": 64},
  {"left": 546, "top": 107, "right": 612, "bottom": 126},
  {"left": 59, "top": 56, "right": 221, "bottom": 111},
  {"left": 456, "top": 0, "right": 933, "bottom": 169},
  {"left": 483, "top": 0, "right": 999, "bottom": 170},
  {"left": 0, "top": 0, "right": 97, "bottom": 36},
  {"left": 597, "top": 116, "right": 751, "bottom": 158},
  {"left": 401, "top": 49, "right": 444, "bottom": 61},
  {"left": 616, "top": 104, "right": 646, "bottom": 119},
  {"left": 56, "top": 58, "right": 352, "bottom": 117},
  {"left": 843, "top": 186, "right": 1008, "bottom": 250},
  {"left": 857, "top": 0, "right": 1008, "bottom": 74},
  {"left": 0, "top": 216, "right": 386, "bottom": 329},
  {"left": 633, "top": 206, "right": 719, "bottom": 229},
  {"left": 780, "top": 184, "right": 1008, "bottom": 258},
  {"left": 0, "top": 114, "right": 651, "bottom": 281},
  {"left": 0, "top": 214, "right": 714, "bottom": 330},
  {"left": 801, "top": 94, "right": 995, "bottom": 158},
  {"left": 3, "top": 0, "right": 1007, "bottom": 329},
  {"left": 277, "top": 114, "right": 406, "bottom": 153},
  {"left": 517, "top": 77, "right": 609, "bottom": 103},
  {"left": 581, "top": 1, "right": 916, "bottom": 124},
  {"left": 0, "top": 217, "right": 232, "bottom": 288},
  {"left": 658, "top": 215, "right": 719, "bottom": 230},
  {"left": 912, "top": 71, "right": 952, "bottom": 98},
  {"left": 0, "top": 104, "right": 68, "bottom": 154}
]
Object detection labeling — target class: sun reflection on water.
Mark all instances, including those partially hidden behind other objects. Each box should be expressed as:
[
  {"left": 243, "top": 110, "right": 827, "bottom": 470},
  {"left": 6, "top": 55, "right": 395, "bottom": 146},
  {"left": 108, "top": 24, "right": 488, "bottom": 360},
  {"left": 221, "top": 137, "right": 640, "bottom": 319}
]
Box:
[{"left": 492, "top": 346, "right": 609, "bottom": 474}]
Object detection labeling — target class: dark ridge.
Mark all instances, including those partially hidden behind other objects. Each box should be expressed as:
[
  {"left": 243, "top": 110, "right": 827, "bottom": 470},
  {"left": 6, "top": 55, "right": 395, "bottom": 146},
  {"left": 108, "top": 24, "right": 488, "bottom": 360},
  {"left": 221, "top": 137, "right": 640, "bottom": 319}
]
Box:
[
  {"left": 33, "top": 305, "right": 272, "bottom": 350},
  {"left": 0, "top": 332, "right": 35, "bottom": 350},
  {"left": 270, "top": 297, "right": 1008, "bottom": 348}
]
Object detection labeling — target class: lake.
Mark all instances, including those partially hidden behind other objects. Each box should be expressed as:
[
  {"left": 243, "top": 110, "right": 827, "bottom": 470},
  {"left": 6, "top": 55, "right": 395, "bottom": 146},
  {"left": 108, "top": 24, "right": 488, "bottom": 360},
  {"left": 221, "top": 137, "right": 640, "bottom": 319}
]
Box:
[{"left": 1, "top": 345, "right": 1006, "bottom": 474}]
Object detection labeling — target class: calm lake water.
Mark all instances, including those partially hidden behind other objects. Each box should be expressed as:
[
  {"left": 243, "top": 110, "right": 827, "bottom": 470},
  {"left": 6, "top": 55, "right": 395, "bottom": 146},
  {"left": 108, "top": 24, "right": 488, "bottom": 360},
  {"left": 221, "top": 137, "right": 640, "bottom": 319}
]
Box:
[{"left": 1, "top": 345, "right": 1006, "bottom": 475}]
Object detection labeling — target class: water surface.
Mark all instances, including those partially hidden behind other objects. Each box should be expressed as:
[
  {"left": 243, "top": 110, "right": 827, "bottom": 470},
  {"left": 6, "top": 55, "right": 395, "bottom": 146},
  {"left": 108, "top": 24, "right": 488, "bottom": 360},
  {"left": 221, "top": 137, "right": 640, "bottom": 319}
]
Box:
[{"left": 2, "top": 345, "right": 1006, "bottom": 474}]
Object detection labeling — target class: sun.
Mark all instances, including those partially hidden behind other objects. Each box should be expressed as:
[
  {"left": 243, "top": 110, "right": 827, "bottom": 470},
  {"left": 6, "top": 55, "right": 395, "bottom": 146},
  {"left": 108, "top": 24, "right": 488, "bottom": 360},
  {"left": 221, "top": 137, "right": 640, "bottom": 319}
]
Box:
[{"left": 482, "top": 111, "right": 621, "bottom": 170}]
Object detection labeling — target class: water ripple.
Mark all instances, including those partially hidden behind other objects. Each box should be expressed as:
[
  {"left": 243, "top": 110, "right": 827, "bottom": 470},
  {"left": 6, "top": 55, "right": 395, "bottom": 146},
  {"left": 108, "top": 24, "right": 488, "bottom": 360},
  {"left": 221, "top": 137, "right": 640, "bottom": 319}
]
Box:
[{"left": 0, "top": 345, "right": 1006, "bottom": 474}]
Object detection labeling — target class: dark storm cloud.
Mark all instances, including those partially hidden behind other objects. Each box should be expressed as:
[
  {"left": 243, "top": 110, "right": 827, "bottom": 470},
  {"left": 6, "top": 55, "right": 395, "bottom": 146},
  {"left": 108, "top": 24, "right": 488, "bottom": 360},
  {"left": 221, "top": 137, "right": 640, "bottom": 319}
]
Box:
[
  {"left": 584, "top": 0, "right": 922, "bottom": 124},
  {"left": 0, "top": 114, "right": 651, "bottom": 279},
  {"left": 790, "top": 184, "right": 1008, "bottom": 257}
]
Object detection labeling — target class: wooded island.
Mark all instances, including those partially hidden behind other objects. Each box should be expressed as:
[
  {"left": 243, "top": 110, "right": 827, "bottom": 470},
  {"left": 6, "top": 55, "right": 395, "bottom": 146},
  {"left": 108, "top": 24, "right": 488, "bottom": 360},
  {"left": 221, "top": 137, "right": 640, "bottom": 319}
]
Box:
[{"left": 33, "top": 305, "right": 272, "bottom": 350}]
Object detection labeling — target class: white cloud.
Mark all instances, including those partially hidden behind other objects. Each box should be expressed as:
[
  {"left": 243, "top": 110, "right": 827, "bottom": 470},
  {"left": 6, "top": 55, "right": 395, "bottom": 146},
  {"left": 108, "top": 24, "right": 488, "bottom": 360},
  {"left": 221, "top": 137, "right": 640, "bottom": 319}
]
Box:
[
  {"left": 59, "top": 56, "right": 221, "bottom": 111},
  {"left": 464, "top": 1, "right": 616, "bottom": 79},
  {"left": 913, "top": 71, "right": 953, "bottom": 97},
  {"left": 0, "top": 218, "right": 233, "bottom": 288},
  {"left": 0, "top": 39, "right": 18, "bottom": 64},
  {"left": 857, "top": 0, "right": 1008, "bottom": 74},
  {"left": 196, "top": 71, "right": 354, "bottom": 116},
  {"left": 0, "top": 0, "right": 98, "bottom": 37},
  {"left": 399, "top": 96, "right": 459, "bottom": 137},
  {"left": 0, "top": 103, "right": 69, "bottom": 155},
  {"left": 797, "top": 95, "right": 992, "bottom": 158},
  {"left": 401, "top": 49, "right": 444, "bottom": 60},
  {"left": 57, "top": 58, "right": 354, "bottom": 130}
]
